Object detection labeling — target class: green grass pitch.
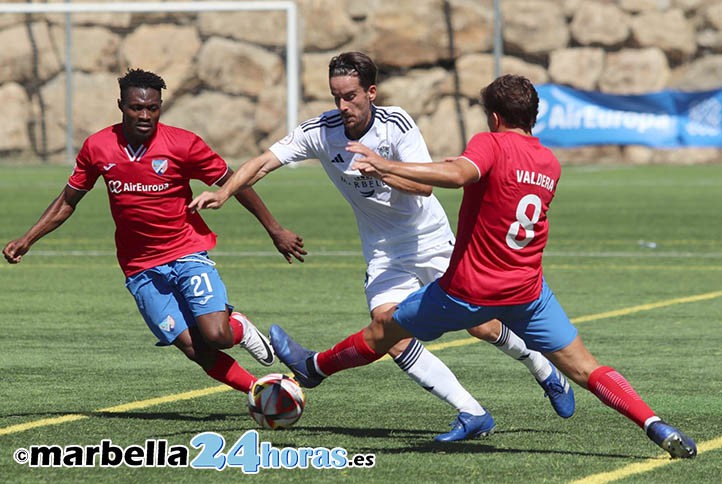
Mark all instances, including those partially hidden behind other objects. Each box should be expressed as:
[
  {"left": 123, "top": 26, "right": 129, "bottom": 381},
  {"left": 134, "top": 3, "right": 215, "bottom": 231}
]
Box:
[{"left": 1, "top": 162, "right": 720, "bottom": 483}]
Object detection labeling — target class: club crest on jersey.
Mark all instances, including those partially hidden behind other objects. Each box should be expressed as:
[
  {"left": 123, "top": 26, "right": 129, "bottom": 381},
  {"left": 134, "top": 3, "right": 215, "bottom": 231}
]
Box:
[
  {"left": 152, "top": 159, "right": 169, "bottom": 175},
  {"left": 377, "top": 144, "right": 391, "bottom": 159},
  {"left": 159, "top": 315, "right": 176, "bottom": 332}
]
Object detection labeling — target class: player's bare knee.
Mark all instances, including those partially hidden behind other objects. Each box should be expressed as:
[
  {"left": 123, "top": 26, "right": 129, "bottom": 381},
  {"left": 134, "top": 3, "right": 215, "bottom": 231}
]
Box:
[
  {"left": 201, "top": 327, "right": 233, "bottom": 349},
  {"left": 195, "top": 311, "right": 235, "bottom": 349},
  {"left": 466, "top": 321, "right": 500, "bottom": 342}
]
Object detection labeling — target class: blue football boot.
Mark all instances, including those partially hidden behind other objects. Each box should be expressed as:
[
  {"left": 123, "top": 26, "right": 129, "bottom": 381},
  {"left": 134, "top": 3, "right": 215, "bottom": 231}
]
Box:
[
  {"left": 434, "top": 410, "right": 496, "bottom": 442},
  {"left": 646, "top": 420, "right": 697, "bottom": 458},
  {"left": 537, "top": 363, "right": 575, "bottom": 418},
  {"left": 269, "top": 324, "right": 324, "bottom": 388}
]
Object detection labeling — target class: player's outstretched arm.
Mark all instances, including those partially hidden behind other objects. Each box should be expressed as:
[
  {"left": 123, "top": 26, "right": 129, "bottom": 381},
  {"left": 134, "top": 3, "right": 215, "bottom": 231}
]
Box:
[
  {"left": 3, "top": 186, "right": 85, "bottom": 264},
  {"left": 213, "top": 152, "right": 306, "bottom": 264},
  {"left": 348, "top": 142, "right": 477, "bottom": 189},
  {"left": 189, "top": 151, "right": 282, "bottom": 211}
]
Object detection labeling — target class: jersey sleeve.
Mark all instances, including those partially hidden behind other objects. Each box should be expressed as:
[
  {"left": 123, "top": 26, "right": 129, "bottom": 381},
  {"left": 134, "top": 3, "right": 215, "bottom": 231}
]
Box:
[
  {"left": 460, "top": 132, "right": 498, "bottom": 177},
  {"left": 67, "top": 138, "right": 100, "bottom": 192},
  {"left": 269, "top": 123, "right": 316, "bottom": 165},
  {"left": 185, "top": 134, "right": 230, "bottom": 186}
]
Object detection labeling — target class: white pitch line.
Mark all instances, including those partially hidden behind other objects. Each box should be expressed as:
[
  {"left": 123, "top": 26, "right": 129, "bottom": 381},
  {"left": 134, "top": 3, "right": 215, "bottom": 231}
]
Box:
[
  {"left": 22, "top": 249, "right": 722, "bottom": 259},
  {"left": 25, "top": 250, "right": 363, "bottom": 257}
]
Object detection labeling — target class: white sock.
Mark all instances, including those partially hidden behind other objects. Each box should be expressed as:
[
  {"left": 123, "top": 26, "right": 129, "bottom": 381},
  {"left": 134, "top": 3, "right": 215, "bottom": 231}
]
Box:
[
  {"left": 643, "top": 416, "right": 662, "bottom": 432},
  {"left": 394, "top": 339, "right": 485, "bottom": 415},
  {"left": 493, "top": 324, "right": 551, "bottom": 382}
]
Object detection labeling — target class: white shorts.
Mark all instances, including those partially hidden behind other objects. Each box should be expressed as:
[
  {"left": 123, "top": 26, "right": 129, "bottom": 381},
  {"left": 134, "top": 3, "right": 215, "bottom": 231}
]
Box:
[{"left": 365, "top": 240, "right": 454, "bottom": 311}]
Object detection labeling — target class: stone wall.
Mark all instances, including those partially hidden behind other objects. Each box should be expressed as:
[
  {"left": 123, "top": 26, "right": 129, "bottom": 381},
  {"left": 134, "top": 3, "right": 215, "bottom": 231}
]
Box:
[{"left": 1, "top": 0, "right": 721, "bottom": 164}]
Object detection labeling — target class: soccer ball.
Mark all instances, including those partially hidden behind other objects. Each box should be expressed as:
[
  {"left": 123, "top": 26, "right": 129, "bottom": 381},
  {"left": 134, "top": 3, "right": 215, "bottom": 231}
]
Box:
[{"left": 248, "top": 373, "right": 306, "bottom": 429}]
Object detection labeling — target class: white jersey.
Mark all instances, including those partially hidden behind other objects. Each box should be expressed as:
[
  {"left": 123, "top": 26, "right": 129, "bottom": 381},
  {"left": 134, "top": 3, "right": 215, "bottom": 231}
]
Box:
[{"left": 270, "top": 105, "right": 454, "bottom": 262}]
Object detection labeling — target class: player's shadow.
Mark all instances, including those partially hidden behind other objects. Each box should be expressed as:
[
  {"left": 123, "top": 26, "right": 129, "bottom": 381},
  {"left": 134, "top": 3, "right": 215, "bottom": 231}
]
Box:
[
  {"left": 360, "top": 441, "right": 654, "bottom": 459},
  {"left": 90, "top": 411, "right": 230, "bottom": 422},
  {"left": 299, "top": 425, "right": 436, "bottom": 439},
  {"left": 298, "top": 425, "right": 654, "bottom": 460},
  {"left": 298, "top": 425, "right": 559, "bottom": 440}
]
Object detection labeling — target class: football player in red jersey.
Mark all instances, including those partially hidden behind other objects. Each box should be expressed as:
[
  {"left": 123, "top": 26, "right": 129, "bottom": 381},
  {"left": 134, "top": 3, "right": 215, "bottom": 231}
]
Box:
[
  {"left": 3, "top": 69, "right": 307, "bottom": 395},
  {"left": 270, "top": 74, "right": 697, "bottom": 459}
]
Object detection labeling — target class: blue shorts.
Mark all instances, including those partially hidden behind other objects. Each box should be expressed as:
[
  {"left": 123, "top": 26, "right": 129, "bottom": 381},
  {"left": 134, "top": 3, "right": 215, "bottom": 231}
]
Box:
[
  {"left": 125, "top": 252, "right": 231, "bottom": 346},
  {"left": 392, "top": 278, "right": 577, "bottom": 353}
]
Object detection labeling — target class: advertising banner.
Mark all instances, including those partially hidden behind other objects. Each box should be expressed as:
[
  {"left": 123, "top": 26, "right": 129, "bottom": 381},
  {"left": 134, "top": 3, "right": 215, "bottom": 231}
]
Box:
[{"left": 535, "top": 84, "right": 722, "bottom": 148}]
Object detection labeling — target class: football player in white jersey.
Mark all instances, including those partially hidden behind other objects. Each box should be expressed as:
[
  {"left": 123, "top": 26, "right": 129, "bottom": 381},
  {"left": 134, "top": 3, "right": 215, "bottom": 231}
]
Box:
[{"left": 190, "top": 52, "right": 574, "bottom": 441}]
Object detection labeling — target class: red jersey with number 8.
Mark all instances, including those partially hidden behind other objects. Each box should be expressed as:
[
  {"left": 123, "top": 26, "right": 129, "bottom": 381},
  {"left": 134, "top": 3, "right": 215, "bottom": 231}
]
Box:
[
  {"left": 439, "top": 131, "right": 561, "bottom": 306},
  {"left": 67, "top": 123, "right": 229, "bottom": 277}
]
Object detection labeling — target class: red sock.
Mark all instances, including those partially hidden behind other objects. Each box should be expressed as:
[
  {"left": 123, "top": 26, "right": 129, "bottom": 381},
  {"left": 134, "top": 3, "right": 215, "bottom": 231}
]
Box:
[
  {"left": 316, "top": 329, "right": 384, "bottom": 376},
  {"left": 228, "top": 313, "right": 244, "bottom": 346},
  {"left": 205, "top": 351, "right": 256, "bottom": 392},
  {"left": 587, "top": 366, "right": 655, "bottom": 428}
]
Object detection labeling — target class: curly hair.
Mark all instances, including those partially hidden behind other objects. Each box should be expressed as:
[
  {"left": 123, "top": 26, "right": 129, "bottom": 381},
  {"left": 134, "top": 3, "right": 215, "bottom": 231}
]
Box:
[
  {"left": 328, "top": 52, "right": 377, "bottom": 91},
  {"left": 118, "top": 69, "right": 166, "bottom": 101},
  {"left": 480, "top": 75, "right": 539, "bottom": 133}
]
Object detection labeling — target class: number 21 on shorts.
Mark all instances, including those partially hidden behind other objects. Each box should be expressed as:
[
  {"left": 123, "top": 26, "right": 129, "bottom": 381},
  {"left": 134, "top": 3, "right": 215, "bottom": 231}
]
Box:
[{"left": 191, "top": 272, "right": 214, "bottom": 296}]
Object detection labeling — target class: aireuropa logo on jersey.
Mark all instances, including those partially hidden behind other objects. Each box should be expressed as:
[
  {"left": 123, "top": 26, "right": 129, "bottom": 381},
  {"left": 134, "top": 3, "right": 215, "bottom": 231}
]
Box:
[
  {"left": 107, "top": 179, "right": 170, "bottom": 194},
  {"left": 535, "top": 84, "right": 722, "bottom": 148}
]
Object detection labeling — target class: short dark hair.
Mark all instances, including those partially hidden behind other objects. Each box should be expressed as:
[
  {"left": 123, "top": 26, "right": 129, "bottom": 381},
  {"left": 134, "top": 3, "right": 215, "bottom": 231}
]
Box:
[
  {"left": 328, "top": 52, "right": 377, "bottom": 90},
  {"left": 480, "top": 74, "right": 539, "bottom": 133},
  {"left": 118, "top": 69, "right": 166, "bottom": 102}
]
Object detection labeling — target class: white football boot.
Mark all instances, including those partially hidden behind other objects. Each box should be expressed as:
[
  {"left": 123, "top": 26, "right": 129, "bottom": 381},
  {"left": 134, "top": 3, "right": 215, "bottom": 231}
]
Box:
[{"left": 232, "top": 312, "right": 275, "bottom": 366}]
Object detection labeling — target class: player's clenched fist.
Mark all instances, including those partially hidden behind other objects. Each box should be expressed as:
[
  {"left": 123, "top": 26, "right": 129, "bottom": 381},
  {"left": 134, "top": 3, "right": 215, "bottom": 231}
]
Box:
[{"left": 3, "top": 240, "right": 29, "bottom": 264}]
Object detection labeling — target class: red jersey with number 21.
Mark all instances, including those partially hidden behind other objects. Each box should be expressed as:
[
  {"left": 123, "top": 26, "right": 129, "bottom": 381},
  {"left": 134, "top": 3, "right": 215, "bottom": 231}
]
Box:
[
  {"left": 67, "top": 123, "right": 229, "bottom": 277},
  {"left": 439, "top": 131, "right": 561, "bottom": 306}
]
